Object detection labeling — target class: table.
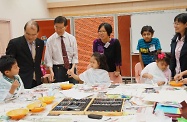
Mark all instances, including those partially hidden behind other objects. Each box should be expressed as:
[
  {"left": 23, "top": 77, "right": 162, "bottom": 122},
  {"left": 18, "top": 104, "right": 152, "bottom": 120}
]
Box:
[{"left": 0, "top": 83, "right": 186, "bottom": 122}]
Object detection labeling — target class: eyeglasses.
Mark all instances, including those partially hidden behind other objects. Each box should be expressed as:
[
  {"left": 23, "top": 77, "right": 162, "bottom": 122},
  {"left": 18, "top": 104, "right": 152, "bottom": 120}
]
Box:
[{"left": 98, "top": 30, "right": 107, "bottom": 33}]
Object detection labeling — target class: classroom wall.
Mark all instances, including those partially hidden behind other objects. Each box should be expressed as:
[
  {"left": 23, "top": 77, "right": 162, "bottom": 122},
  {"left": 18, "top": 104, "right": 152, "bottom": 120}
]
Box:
[
  {"left": 47, "top": 0, "right": 187, "bottom": 17},
  {"left": 0, "top": 0, "right": 49, "bottom": 38},
  {"left": 118, "top": 15, "right": 131, "bottom": 77}
]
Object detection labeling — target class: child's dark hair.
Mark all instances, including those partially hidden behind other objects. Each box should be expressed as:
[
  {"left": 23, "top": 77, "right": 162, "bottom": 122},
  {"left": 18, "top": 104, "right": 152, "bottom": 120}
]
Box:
[
  {"left": 141, "top": 25, "right": 155, "bottom": 35},
  {"left": 92, "top": 52, "right": 109, "bottom": 71},
  {"left": 155, "top": 52, "right": 171, "bottom": 65},
  {"left": 0, "top": 55, "right": 17, "bottom": 75}
]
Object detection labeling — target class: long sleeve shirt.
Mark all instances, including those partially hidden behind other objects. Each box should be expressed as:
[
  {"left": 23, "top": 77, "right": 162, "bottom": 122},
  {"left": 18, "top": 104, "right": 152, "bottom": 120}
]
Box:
[
  {"left": 0, "top": 75, "right": 24, "bottom": 102},
  {"left": 93, "top": 38, "right": 121, "bottom": 72}
]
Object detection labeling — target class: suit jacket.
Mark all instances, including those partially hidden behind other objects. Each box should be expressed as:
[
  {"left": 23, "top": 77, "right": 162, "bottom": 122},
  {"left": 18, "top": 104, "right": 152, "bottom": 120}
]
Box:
[
  {"left": 6, "top": 36, "right": 44, "bottom": 89},
  {"left": 170, "top": 35, "right": 187, "bottom": 78}
]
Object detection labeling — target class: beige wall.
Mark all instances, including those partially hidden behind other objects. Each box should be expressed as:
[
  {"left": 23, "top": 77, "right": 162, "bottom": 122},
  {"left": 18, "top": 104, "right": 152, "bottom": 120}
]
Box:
[
  {"left": 0, "top": 0, "right": 49, "bottom": 38},
  {"left": 0, "top": 20, "right": 11, "bottom": 55},
  {"left": 47, "top": 0, "right": 187, "bottom": 17}
]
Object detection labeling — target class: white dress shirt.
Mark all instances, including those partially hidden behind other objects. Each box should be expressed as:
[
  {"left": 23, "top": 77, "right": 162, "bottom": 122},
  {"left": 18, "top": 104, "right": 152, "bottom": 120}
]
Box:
[{"left": 44, "top": 32, "right": 78, "bottom": 68}]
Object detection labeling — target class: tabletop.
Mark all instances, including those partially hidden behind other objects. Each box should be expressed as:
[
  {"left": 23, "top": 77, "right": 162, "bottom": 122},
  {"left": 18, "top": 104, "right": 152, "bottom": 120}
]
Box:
[{"left": 0, "top": 82, "right": 186, "bottom": 122}]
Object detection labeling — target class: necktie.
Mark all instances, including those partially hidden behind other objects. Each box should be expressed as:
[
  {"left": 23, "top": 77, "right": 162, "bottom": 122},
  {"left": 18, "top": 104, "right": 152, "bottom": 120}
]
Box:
[
  {"left": 30, "top": 42, "right": 36, "bottom": 80},
  {"left": 61, "top": 36, "right": 70, "bottom": 69},
  {"left": 30, "top": 43, "right": 36, "bottom": 61}
]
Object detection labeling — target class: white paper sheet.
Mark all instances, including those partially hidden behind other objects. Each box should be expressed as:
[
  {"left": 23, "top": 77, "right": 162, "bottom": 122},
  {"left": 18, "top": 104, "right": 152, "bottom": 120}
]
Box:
[
  {"left": 60, "top": 89, "right": 93, "bottom": 99},
  {"left": 143, "top": 89, "right": 187, "bottom": 103}
]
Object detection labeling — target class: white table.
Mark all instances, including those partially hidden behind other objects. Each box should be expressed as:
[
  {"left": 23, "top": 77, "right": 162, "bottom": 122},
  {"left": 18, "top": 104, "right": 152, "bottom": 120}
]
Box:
[{"left": 0, "top": 83, "right": 186, "bottom": 122}]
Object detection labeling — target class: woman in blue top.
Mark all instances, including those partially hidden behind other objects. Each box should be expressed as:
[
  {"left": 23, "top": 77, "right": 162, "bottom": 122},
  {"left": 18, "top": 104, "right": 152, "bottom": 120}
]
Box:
[{"left": 137, "top": 25, "right": 162, "bottom": 69}]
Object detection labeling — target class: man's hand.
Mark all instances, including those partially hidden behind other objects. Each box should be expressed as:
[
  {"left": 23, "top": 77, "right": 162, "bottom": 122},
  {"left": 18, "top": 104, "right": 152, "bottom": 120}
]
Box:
[
  {"left": 114, "top": 71, "right": 120, "bottom": 77},
  {"left": 174, "top": 73, "right": 183, "bottom": 81},
  {"left": 179, "top": 78, "right": 187, "bottom": 84},
  {"left": 49, "top": 71, "right": 55, "bottom": 82}
]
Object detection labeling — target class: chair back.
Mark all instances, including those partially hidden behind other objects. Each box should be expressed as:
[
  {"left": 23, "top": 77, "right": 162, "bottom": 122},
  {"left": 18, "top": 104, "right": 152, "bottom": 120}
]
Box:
[
  {"left": 135, "top": 62, "right": 142, "bottom": 83},
  {"left": 109, "top": 72, "right": 122, "bottom": 84}
]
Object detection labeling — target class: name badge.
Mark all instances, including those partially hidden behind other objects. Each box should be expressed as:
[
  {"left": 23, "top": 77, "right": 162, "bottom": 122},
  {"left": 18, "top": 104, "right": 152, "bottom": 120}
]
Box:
[
  {"left": 104, "top": 42, "right": 110, "bottom": 48},
  {"left": 149, "top": 44, "right": 156, "bottom": 52}
]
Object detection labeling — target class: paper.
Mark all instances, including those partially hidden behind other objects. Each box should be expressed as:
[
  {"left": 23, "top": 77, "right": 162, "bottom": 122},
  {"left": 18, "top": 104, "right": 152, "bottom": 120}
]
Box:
[
  {"left": 143, "top": 90, "right": 187, "bottom": 103},
  {"left": 154, "top": 103, "right": 181, "bottom": 114},
  {"left": 106, "top": 85, "right": 145, "bottom": 97},
  {"left": 60, "top": 89, "right": 93, "bottom": 99}
]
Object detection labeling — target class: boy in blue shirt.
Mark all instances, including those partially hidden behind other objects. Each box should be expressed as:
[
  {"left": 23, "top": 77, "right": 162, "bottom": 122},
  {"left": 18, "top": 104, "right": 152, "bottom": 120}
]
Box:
[
  {"left": 137, "top": 25, "right": 162, "bottom": 69},
  {"left": 0, "top": 55, "right": 24, "bottom": 101}
]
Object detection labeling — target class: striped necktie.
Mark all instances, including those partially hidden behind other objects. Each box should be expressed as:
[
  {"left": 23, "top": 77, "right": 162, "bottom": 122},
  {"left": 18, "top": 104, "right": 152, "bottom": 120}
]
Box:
[{"left": 61, "top": 36, "right": 70, "bottom": 69}]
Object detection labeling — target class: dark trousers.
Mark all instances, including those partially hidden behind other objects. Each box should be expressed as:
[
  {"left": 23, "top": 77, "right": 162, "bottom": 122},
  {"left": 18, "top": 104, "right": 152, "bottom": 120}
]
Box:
[
  {"left": 53, "top": 64, "right": 78, "bottom": 84},
  {"left": 31, "top": 80, "right": 37, "bottom": 88},
  {"left": 31, "top": 79, "right": 42, "bottom": 88},
  {"left": 144, "top": 64, "right": 148, "bottom": 67}
]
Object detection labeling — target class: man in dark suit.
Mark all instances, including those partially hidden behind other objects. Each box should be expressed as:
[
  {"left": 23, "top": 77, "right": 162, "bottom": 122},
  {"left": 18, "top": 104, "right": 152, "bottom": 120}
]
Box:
[{"left": 6, "top": 20, "right": 44, "bottom": 89}]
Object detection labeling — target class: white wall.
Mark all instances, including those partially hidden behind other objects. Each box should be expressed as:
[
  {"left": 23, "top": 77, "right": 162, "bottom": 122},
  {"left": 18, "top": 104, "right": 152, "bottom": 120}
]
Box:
[
  {"left": 0, "top": 0, "right": 49, "bottom": 38},
  {"left": 131, "top": 10, "right": 185, "bottom": 53}
]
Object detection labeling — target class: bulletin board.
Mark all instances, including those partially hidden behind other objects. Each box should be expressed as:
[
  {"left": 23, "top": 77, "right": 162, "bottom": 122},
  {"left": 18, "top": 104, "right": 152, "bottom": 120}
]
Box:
[{"left": 131, "top": 10, "right": 182, "bottom": 53}]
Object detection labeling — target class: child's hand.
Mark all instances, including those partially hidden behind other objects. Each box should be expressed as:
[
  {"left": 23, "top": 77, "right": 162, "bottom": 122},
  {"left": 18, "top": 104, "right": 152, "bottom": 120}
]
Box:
[
  {"left": 157, "top": 81, "right": 165, "bottom": 86},
  {"left": 174, "top": 73, "right": 183, "bottom": 81},
  {"left": 147, "top": 74, "right": 153, "bottom": 79},
  {"left": 12, "top": 80, "right": 20, "bottom": 89},
  {"left": 9, "top": 80, "right": 20, "bottom": 94}
]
